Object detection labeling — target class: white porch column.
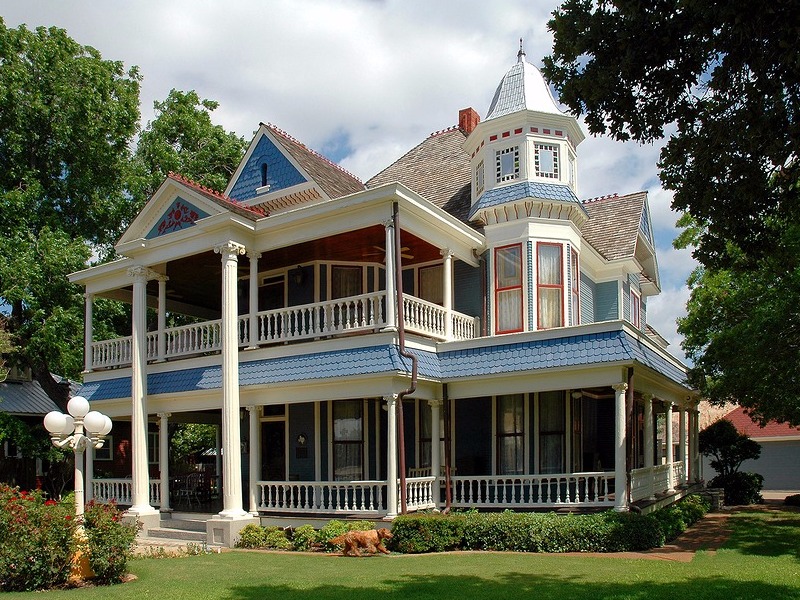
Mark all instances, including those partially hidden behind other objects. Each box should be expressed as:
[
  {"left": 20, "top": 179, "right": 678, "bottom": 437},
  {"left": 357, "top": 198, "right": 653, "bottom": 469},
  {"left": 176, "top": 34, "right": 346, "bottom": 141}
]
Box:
[
  {"left": 158, "top": 412, "right": 171, "bottom": 511},
  {"left": 247, "top": 405, "right": 261, "bottom": 515},
  {"left": 428, "top": 399, "right": 442, "bottom": 509},
  {"left": 214, "top": 241, "right": 248, "bottom": 518},
  {"left": 157, "top": 276, "right": 168, "bottom": 362},
  {"left": 85, "top": 440, "right": 94, "bottom": 503},
  {"left": 643, "top": 393, "right": 654, "bottom": 469},
  {"left": 84, "top": 293, "right": 93, "bottom": 372},
  {"left": 665, "top": 400, "right": 675, "bottom": 492},
  {"left": 127, "top": 266, "right": 157, "bottom": 516},
  {"left": 689, "top": 409, "right": 700, "bottom": 483},
  {"left": 246, "top": 252, "right": 261, "bottom": 349},
  {"left": 384, "top": 394, "right": 399, "bottom": 518},
  {"left": 612, "top": 383, "right": 628, "bottom": 511},
  {"left": 441, "top": 248, "right": 453, "bottom": 340},
  {"left": 215, "top": 425, "right": 222, "bottom": 481},
  {"left": 383, "top": 220, "right": 397, "bottom": 330},
  {"left": 679, "top": 407, "right": 687, "bottom": 484}
]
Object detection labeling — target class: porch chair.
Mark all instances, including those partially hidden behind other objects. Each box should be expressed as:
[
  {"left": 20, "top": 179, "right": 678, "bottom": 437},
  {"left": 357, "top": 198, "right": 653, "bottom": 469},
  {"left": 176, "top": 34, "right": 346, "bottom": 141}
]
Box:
[{"left": 175, "top": 472, "right": 203, "bottom": 507}]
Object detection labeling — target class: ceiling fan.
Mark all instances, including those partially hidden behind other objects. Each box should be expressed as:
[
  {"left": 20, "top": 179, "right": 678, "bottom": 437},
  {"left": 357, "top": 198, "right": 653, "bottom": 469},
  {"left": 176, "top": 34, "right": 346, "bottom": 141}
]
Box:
[{"left": 363, "top": 245, "right": 414, "bottom": 262}]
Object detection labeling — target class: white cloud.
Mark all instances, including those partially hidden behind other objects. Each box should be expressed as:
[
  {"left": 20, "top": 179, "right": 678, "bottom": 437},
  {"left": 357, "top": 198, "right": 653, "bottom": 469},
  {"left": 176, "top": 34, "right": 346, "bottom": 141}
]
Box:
[{"left": 0, "top": 0, "right": 695, "bottom": 358}]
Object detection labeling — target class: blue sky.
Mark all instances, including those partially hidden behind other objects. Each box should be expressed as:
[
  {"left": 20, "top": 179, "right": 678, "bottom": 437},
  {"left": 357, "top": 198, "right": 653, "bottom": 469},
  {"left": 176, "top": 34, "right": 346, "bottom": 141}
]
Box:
[{"left": 0, "top": 0, "right": 696, "bottom": 360}]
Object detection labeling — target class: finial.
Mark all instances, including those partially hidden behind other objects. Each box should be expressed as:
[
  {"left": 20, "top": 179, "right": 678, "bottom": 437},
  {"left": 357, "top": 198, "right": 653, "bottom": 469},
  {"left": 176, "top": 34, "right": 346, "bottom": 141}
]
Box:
[{"left": 517, "top": 38, "right": 526, "bottom": 63}]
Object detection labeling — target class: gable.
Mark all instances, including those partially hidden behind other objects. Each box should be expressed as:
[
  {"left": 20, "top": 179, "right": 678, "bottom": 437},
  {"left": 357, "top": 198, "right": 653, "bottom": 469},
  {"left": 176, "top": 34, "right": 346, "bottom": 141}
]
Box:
[
  {"left": 145, "top": 196, "right": 210, "bottom": 239},
  {"left": 227, "top": 132, "right": 308, "bottom": 202}
]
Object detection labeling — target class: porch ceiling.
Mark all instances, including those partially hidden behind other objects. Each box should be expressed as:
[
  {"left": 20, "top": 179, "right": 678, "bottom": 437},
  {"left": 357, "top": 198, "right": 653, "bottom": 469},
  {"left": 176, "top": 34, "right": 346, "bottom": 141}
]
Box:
[{"left": 149, "top": 225, "right": 442, "bottom": 315}]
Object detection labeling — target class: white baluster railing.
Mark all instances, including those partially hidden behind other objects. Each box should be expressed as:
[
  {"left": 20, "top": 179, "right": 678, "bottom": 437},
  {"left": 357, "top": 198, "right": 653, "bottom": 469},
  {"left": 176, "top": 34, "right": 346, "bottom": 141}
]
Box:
[
  {"left": 256, "top": 480, "right": 387, "bottom": 514},
  {"left": 91, "top": 478, "right": 161, "bottom": 507},
  {"left": 451, "top": 313, "right": 479, "bottom": 340},
  {"left": 404, "top": 476, "right": 436, "bottom": 512},
  {"left": 162, "top": 320, "right": 222, "bottom": 358},
  {"left": 630, "top": 463, "right": 677, "bottom": 502},
  {"left": 91, "top": 337, "right": 132, "bottom": 369},
  {"left": 448, "top": 473, "right": 614, "bottom": 508},
  {"left": 403, "top": 296, "right": 447, "bottom": 339}
]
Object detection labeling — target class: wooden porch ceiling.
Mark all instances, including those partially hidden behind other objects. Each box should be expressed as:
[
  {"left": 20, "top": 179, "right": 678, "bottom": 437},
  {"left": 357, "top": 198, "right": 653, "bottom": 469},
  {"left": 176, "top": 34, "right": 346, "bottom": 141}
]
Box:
[{"left": 153, "top": 226, "right": 442, "bottom": 314}]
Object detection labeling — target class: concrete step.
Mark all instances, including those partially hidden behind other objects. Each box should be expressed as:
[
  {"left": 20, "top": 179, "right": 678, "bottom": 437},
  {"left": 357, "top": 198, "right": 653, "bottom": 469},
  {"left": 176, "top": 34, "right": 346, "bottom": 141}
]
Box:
[
  {"left": 147, "top": 527, "right": 207, "bottom": 542},
  {"left": 159, "top": 518, "right": 207, "bottom": 532}
]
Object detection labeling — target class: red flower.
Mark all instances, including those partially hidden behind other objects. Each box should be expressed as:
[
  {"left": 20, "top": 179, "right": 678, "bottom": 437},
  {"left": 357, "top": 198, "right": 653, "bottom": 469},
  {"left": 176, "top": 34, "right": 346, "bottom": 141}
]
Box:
[{"left": 44, "top": 500, "right": 56, "bottom": 506}]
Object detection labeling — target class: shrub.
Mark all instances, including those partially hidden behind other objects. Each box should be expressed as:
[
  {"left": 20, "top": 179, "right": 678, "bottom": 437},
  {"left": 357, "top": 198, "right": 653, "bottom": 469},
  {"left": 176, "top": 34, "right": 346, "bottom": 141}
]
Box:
[
  {"left": 235, "top": 525, "right": 292, "bottom": 550},
  {"left": 784, "top": 494, "right": 800, "bottom": 507},
  {"left": 318, "top": 519, "right": 374, "bottom": 552},
  {"left": 391, "top": 514, "right": 465, "bottom": 553},
  {"left": 291, "top": 524, "right": 318, "bottom": 551},
  {"left": 0, "top": 485, "right": 77, "bottom": 592},
  {"left": 710, "top": 471, "right": 764, "bottom": 505},
  {"left": 83, "top": 500, "right": 138, "bottom": 584}
]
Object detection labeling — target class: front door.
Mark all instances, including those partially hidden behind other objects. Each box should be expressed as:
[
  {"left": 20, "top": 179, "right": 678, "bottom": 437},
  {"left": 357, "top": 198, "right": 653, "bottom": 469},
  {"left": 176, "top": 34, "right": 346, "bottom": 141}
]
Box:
[{"left": 261, "top": 420, "right": 286, "bottom": 481}]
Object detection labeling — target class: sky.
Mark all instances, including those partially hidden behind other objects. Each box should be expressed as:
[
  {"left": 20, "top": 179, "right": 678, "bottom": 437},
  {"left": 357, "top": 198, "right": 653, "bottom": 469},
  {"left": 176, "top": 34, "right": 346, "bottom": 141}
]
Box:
[{"left": 0, "top": 0, "right": 696, "bottom": 360}]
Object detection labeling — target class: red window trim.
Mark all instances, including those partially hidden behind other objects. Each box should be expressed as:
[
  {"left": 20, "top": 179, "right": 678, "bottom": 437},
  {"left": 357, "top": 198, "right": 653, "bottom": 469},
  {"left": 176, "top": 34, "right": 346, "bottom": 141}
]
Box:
[
  {"left": 494, "top": 243, "right": 524, "bottom": 334},
  {"left": 536, "top": 242, "right": 564, "bottom": 330}
]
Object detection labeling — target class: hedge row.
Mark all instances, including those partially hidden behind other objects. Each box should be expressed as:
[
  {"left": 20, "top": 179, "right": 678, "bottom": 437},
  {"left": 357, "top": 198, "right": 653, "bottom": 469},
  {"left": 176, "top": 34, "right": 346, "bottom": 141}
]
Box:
[
  {"left": 236, "top": 519, "right": 376, "bottom": 552},
  {"left": 390, "top": 494, "right": 711, "bottom": 554}
]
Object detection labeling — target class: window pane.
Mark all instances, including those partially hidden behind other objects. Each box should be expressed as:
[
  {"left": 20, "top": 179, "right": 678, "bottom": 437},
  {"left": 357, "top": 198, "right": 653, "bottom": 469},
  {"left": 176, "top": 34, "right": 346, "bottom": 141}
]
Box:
[
  {"left": 334, "top": 443, "right": 362, "bottom": 481},
  {"left": 497, "top": 289, "right": 522, "bottom": 332},
  {"left": 496, "top": 246, "right": 521, "bottom": 288},
  {"left": 419, "top": 265, "right": 444, "bottom": 305},
  {"left": 538, "top": 287, "right": 562, "bottom": 329},
  {"left": 332, "top": 266, "right": 362, "bottom": 299},
  {"left": 499, "top": 436, "right": 524, "bottom": 474},
  {"left": 498, "top": 394, "right": 524, "bottom": 434},
  {"left": 333, "top": 400, "right": 362, "bottom": 441},
  {"left": 539, "top": 391, "right": 565, "bottom": 474},
  {"left": 539, "top": 149, "right": 553, "bottom": 173},
  {"left": 538, "top": 245, "right": 562, "bottom": 285},
  {"left": 333, "top": 400, "right": 363, "bottom": 481}
]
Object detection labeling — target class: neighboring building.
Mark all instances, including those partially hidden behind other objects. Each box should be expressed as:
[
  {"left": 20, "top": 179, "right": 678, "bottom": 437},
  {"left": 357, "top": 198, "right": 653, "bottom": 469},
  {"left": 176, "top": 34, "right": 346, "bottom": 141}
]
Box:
[
  {"left": 703, "top": 405, "right": 800, "bottom": 491},
  {"left": 69, "top": 46, "right": 700, "bottom": 545}
]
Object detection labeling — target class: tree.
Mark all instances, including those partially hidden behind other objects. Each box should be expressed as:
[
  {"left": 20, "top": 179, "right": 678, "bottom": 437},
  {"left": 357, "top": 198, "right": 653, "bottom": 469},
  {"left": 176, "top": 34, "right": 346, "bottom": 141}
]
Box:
[
  {"left": 0, "top": 20, "right": 141, "bottom": 409},
  {"left": 127, "top": 89, "right": 248, "bottom": 211},
  {"left": 543, "top": 0, "right": 800, "bottom": 424},
  {"left": 699, "top": 418, "right": 763, "bottom": 505}
]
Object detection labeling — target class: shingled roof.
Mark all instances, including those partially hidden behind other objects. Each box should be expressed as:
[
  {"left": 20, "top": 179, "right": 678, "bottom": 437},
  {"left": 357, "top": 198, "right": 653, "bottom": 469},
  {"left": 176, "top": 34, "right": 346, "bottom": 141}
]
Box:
[
  {"left": 580, "top": 192, "right": 647, "bottom": 261},
  {"left": 265, "top": 124, "right": 365, "bottom": 200},
  {"left": 366, "top": 127, "right": 472, "bottom": 222},
  {"left": 167, "top": 172, "right": 267, "bottom": 219},
  {"left": 723, "top": 406, "right": 800, "bottom": 439}
]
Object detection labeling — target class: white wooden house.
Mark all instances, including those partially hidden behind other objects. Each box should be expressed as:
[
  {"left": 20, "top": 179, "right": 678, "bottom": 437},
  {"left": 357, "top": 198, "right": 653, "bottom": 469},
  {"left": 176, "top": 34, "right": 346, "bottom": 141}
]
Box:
[{"left": 69, "top": 47, "right": 700, "bottom": 545}]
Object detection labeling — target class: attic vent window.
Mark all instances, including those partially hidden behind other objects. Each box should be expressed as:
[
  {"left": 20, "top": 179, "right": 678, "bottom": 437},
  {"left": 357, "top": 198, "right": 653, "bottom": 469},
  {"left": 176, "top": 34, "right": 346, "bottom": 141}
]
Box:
[
  {"left": 476, "top": 160, "right": 485, "bottom": 195},
  {"left": 496, "top": 146, "right": 520, "bottom": 183},
  {"left": 256, "top": 162, "right": 270, "bottom": 194},
  {"left": 535, "top": 143, "right": 559, "bottom": 179}
]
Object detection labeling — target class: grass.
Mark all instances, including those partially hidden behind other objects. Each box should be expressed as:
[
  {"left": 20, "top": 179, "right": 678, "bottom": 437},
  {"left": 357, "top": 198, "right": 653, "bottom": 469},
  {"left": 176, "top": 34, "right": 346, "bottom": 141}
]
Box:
[{"left": 4, "top": 507, "right": 799, "bottom": 600}]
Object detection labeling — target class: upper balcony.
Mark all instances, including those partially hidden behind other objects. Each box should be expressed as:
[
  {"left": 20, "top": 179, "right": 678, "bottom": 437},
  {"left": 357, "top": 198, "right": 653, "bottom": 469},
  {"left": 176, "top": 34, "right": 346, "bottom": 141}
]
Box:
[{"left": 88, "top": 289, "right": 479, "bottom": 371}]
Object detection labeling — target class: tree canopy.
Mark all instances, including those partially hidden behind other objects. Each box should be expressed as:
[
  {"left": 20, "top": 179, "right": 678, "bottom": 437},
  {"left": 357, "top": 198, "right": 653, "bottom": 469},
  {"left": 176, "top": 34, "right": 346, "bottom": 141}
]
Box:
[
  {"left": 544, "top": 0, "right": 800, "bottom": 425},
  {"left": 127, "top": 89, "right": 248, "bottom": 212}
]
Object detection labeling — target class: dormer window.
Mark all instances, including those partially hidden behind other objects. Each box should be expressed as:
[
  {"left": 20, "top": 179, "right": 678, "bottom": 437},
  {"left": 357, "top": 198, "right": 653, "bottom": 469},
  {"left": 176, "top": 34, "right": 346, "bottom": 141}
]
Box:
[
  {"left": 476, "top": 160, "right": 485, "bottom": 195},
  {"left": 535, "top": 143, "right": 559, "bottom": 179},
  {"left": 496, "top": 146, "right": 520, "bottom": 183}
]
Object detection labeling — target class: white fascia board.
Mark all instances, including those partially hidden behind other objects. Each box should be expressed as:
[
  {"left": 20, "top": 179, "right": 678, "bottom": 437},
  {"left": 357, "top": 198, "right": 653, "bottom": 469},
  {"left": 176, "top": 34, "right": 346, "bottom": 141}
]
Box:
[{"left": 243, "top": 181, "right": 324, "bottom": 207}]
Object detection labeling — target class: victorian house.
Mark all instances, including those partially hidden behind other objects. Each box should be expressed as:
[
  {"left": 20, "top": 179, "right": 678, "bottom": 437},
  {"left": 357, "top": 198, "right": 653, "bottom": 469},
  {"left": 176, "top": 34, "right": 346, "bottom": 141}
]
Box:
[{"left": 69, "top": 47, "right": 700, "bottom": 546}]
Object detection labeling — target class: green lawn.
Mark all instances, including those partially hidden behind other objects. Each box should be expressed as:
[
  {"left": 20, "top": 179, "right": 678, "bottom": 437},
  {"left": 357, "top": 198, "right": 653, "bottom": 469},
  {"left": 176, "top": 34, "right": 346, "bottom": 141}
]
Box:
[{"left": 6, "top": 507, "right": 799, "bottom": 600}]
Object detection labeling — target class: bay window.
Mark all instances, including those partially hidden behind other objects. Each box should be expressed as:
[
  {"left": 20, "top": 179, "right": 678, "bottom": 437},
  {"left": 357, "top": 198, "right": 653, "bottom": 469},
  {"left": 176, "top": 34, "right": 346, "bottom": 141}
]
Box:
[
  {"left": 495, "top": 244, "right": 523, "bottom": 333},
  {"left": 537, "top": 242, "right": 563, "bottom": 329}
]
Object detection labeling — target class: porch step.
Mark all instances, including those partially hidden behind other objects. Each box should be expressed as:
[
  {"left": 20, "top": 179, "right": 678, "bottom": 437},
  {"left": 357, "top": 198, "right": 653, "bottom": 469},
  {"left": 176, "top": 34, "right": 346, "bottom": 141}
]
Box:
[
  {"left": 158, "top": 517, "right": 207, "bottom": 532},
  {"left": 146, "top": 527, "right": 207, "bottom": 542}
]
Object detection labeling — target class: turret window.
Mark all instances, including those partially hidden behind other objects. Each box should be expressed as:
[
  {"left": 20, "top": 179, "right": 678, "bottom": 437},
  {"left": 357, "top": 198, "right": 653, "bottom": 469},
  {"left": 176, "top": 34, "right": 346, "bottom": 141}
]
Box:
[
  {"left": 535, "top": 143, "right": 559, "bottom": 179},
  {"left": 476, "top": 160, "right": 485, "bottom": 195},
  {"left": 495, "top": 244, "right": 523, "bottom": 333},
  {"left": 496, "top": 146, "right": 520, "bottom": 183},
  {"left": 537, "top": 242, "right": 563, "bottom": 329}
]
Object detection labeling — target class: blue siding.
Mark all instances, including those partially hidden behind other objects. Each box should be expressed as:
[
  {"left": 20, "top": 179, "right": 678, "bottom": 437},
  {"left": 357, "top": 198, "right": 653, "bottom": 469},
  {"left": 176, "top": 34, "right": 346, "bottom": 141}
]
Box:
[
  {"left": 453, "top": 261, "right": 481, "bottom": 318},
  {"left": 595, "top": 281, "right": 618, "bottom": 322},
  {"left": 228, "top": 134, "right": 307, "bottom": 201},
  {"left": 641, "top": 299, "right": 647, "bottom": 330},
  {"left": 288, "top": 403, "right": 315, "bottom": 481},
  {"left": 485, "top": 251, "right": 492, "bottom": 333},
  {"left": 580, "top": 273, "right": 596, "bottom": 324}
]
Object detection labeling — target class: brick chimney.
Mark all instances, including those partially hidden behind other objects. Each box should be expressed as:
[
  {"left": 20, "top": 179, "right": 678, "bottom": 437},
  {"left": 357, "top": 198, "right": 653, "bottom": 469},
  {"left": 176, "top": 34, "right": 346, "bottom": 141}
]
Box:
[{"left": 458, "top": 107, "right": 480, "bottom": 135}]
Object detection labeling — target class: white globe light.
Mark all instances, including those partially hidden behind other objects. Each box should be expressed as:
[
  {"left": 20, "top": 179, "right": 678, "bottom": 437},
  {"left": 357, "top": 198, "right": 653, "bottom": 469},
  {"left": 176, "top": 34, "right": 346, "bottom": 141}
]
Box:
[
  {"left": 84, "top": 411, "right": 105, "bottom": 435},
  {"left": 60, "top": 415, "right": 75, "bottom": 436},
  {"left": 67, "top": 396, "right": 90, "bottom": 418},
  {"left": 43, "top": 411, "right": 67, "bottom": 435},
  {"left": 100, "top": 415, "right": 113, "bottom": 436}
]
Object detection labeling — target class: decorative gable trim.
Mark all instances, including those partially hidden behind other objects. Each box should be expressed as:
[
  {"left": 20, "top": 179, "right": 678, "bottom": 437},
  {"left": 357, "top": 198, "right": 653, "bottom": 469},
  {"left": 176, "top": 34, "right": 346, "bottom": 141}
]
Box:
[{"left": 145, "top": 197, "right": 209, "bottom": 239}]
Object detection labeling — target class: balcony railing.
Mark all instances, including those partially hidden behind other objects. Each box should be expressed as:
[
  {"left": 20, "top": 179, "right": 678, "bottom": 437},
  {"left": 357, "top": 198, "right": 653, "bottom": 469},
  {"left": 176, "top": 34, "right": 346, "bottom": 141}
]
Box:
[
  {"left": 630, "top": 461, "right": 684, "bottom": 502},
  {"left": 256, "top": 480, "right": 388, "bottom": 514},
  {"left": 88, "top": 292, "right": 478, "bottom": 370},
  {"left": 92, "top": 478, "right": 161, "bottom": 507},
  {"left": 448, "top": 473, "right": 615, "bottom": 508}
]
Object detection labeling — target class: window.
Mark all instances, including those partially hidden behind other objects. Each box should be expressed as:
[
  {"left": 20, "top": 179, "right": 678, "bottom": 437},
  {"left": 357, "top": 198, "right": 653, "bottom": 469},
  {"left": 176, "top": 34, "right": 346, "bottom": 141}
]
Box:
[
  {"left": 568, "top": 152, "right": 575, "bottom": 187},
  {"left": 148, "top": 431, "right": 159, "bottom": 464},
  {"left": 419, "top": 401, "right": 445, "bottom": 470},
  {"left": 475, "top": 160, "right": 485, "bottom": 195},
  {"left": 333, "top": 400, "right": 363, "bottom": 481},
  {"left": 535, "top": 143, "right": 559, "bottom": 178},
  {"left": 570, "top": 249, "right": 580, "bottom": 326},
  {"left": 419, "top": 264, "right": 444, "bottom": 305},
  {"left": 260, "top": 163, "right": 269, "bottom": 187},
  {"left": 331, "top": 266, "right": 362, "bottom": 299},
  {"left": 539, "top": 391, "right": 565, "bottom": 474},
  {"left": 537, "top": 243, "right": 563, "bottom": 329},
  {"left": 497, "top": 394, "right": 524, "bottom": 475},
  {"left": 495, "top": 244, "right": 523, "bottom": 333},
  {"left": 495, "top": 146, "right": 520, "bottom": 182},
  {"left": 94, "top": 436, "right": 113, "bottom": 461},
  {"left": 631, "top": 290, "right": 641, "bottom": 329}
]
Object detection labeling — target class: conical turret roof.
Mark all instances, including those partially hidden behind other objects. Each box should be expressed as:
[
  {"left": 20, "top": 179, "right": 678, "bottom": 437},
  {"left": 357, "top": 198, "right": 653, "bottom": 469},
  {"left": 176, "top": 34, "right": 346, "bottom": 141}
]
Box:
[{"left": 485, "top": 42, "right": 563, "bottom": 120}]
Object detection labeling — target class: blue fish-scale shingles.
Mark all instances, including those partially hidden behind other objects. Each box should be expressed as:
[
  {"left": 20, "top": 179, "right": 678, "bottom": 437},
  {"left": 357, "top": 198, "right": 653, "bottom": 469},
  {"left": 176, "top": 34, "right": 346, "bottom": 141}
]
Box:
[
  {"left": 469, "top": 181, "right": 580, "bottom": 219},
  {"left": 228, "top": 134, "right": 306, "bottom": 202}
]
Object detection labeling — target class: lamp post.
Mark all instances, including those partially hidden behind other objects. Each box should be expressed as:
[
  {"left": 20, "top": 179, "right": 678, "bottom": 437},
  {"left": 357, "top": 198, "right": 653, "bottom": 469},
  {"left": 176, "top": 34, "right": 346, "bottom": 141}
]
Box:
[{"left": 43, "top": 396, "right": 112, "bottom": 524}]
